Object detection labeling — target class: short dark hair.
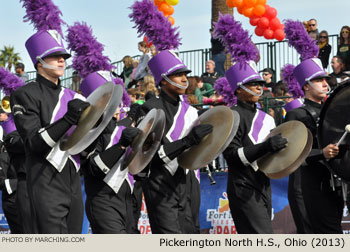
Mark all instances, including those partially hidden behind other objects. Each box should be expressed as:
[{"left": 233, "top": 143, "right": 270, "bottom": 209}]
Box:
[
  {"left": 15, "top": 63, "right": 25, "bottom": 70},
  {"left": 261, "top": 68, "right": 274, "bottom": 75}
]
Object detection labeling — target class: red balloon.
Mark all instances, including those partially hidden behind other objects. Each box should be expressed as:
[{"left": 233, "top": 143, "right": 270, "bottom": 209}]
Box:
[
  {"left": 257, "top": 17, "right": 269, "bottom": 29},
  {"left": 274, "top": 29, "right": 285, "bottom": 41},
  {"left": 255, "top": 27, "right": 265, "bottom": 36},
  {"left": 264, "top": 29, "right": 274, "bottom": 39},
  {"left": 270, "top": 17, "right": 281, "bottom": 30},
  {"left": 250, "top": 15, "right": 260, "bottom": 26},
  {"left": 265, "top": 6, "right": 277, "bottom": 19}
]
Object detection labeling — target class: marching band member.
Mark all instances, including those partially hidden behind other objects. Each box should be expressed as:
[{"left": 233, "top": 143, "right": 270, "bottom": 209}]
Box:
[
  {"left": 130, "top": 0, "right": 212, "bottom": 233},
  {"left": 11, "top": 0, "right": 89, "bottom": 233},
  {"left": 67, "top": 22, "right": 141, "bottom": 233},
  {"left": 215, "top": 14, "right": 287, "bottom": 234}
]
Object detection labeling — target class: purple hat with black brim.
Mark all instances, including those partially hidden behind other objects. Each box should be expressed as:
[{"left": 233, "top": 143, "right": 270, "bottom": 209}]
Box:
[
  {"left": 1, "top": 114, "right": 16, "bottom": 135},
  {"left": 284, "top": 98, "right": 304, "bottom": 112},
  {"left": 225, "top": 60, "right": 265, "bottom": 93},
  {"left": 25, "top": 30, "right": 71, "bottom": 66},
  {"left": 80, "top": 71, "right": 113, "bottom": 98},
  {"left": 148, "top": 50, "right": 191, "bottom": 85},
  {"left": 293, "top": 58, "right": 329, "bottom": 87}
]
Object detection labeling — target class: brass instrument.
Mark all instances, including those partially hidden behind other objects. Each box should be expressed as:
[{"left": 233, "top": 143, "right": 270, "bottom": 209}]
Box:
[{"left": 1, "top": 96, "right": 11, "bottom": 113}]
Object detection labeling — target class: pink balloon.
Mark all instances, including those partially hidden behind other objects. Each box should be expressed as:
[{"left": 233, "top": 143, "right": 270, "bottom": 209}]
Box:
[
  {"left": 257, "top": 17, "right": 269, "bottom": 29},
  {"left": 250, "top": 15, "right": 260, "bottom": 26},
  {"left": 265, "top": 7, "right": 277, "bottom": 19}
]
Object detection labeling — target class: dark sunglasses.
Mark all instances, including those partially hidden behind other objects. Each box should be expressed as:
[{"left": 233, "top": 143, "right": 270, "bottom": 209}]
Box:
[
  {"left": 342, "top": 31, "right": 349, "bottom": 34},
  {"left": 308, "top": 24, "right": 316, "bottom": 27},
  {"left": 319, "top": 36, "right": 328, "bottom": 39},
  {"left": 263, "top": 73, "right": 270, "bottom": 76}
]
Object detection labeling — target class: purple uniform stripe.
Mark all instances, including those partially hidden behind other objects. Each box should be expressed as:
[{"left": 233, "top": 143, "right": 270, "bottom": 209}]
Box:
[
  {"left": 112, "top": 126, "right": 126, "bottom": 145},
  {"left": 54, "top": 88, "right": 76, "bottom": 122},
  {"left": 251, "top": 110, "right": 266, "bottom": 142},
  {"left": 170, "top": 101, "right": 190, "bottom": 141},
  {"left": 128, "top": 172, "right": 134, "bottom": 187}
]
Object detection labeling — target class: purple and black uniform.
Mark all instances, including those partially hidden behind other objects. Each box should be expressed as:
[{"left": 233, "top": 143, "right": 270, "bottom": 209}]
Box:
[
  {"left": 223, "top": 100, "right": 276, "bottom": 234},
  {"left": 10, "top": 74, "right": 84, "bottom": 234}
]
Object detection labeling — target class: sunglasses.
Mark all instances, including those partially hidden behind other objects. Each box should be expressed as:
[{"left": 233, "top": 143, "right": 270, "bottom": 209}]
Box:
[
  {"left": 342, "top": 31, "right": 349, "bottom": 34},
  {"left": 309, "top": 24, "right": 316, "bottom": 27},
  {"left": 319, "top": 36, "right": 328, "bottom": 39},
  {"left": 263, "top": 73, "right": 270, "bottom": 76}
]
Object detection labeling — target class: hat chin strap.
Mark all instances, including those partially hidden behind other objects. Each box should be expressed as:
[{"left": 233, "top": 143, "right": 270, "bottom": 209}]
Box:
[
  {"left": 239, "top": 84, "right": 264, "bottom": 97},
  {"left": 307, "top": 80, "right": 330, "bottom": 94},
  {"left": 161, "top": 74, "right": 189, "bottom": 89},
  {"left": 37, "top": 57, "right": 65, "bottom": 71}
]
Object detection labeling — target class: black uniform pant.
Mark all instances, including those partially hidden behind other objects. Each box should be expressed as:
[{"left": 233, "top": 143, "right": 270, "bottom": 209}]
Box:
[
  {"left": 2, "top": 192, "right": 22, "bottom": 234},
  {"left": 288, "top": 168, "right": 313, "bottom": 233},
  {"left": 185, "top": 171, "right": 200, "bottom": 234},
  {"left": 227, "top": 179, "right": 273, "bottom": 234},
  {"left": 131, "top": 180, "right": 143, "bottom": 234},
  {"left": 16, "top": 177, "right": 32, "bottom": 233},
  {"left": 27, "top": 162, "right": 83, "bottom": 234},
  {"left": 86, "top": 180, "right": 135, "bottom": 234},
  {"left": 301, "top": 165, "right": 343, "bottom": 234},
  {"left": 142, "top": 167, "right": 198, "bottom": 234}
]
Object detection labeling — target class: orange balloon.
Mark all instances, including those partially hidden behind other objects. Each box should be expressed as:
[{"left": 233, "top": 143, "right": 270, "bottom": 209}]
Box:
[
  {"left": 237, "top": 5, "right": 244, "bottom": 14},
  {"left": 244, "top": 0, "right": 257, "bottom": 7},
  {"left": 160, "top": 2, "right": 174, "bottom": 16},
  {"left": 253, "top": 5, "right": 265, "bottom": 16},
  {"left": 256, "top": 0, "right": 266, "bottom": 5},
  {"left": 226, "top": 0, "right": 235, "bottom": 8},
  {"left": 154, "top": 0, "right": 164, "bottom": 6},
  {"left": 242, "top": 7, "right": 254, "bottom": 17},
  {"left": 168, "top": 16, "right": 175, "bottom": 26},
  {"left": 233, "top": 0, "right": 244, "bottom": 8}
]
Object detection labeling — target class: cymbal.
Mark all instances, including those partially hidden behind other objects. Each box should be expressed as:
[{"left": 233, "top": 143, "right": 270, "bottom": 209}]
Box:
[
  {"left": 258, "top": 120, "right": 313, "bottom": 179},
  {"left": 60, "top": 82, "right": 122, "bottom": 154},
  {"left": 178, "top": 106, "right": 240, "bottom": 170},
  {"left": 122, "top": 108, "right": 166, "bottom": 175}
]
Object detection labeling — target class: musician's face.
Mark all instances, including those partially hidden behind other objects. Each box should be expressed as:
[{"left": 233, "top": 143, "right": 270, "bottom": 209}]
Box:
[
  {"left": 38, "top": 55, "right": 66, "bottom": 78},
  {"left": 305, "top": 77, "right": 328, "bottom": 100},
  {"left": 237, "top": 82, "right": 263, "bottom": 104},
  {"left": 161, "top": 72, "right": 188, "bottom": 96}
]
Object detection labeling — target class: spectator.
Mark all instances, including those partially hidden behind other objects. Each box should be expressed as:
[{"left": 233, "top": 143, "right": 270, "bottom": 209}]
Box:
[
  {"left": 201, "top": 60, "right": 219, "bottom": 86},
  {"left": 329, "top": 56, "right": 349, "bottom": 83},
  {"left": 14, "top": 63, "right": 29, "bottom": 82},
  {"left": 129, "top": 59, "right": 139, "bottom": 89},
  {"left": 120, "top": 55, "right": 134, "bottom": 88},
  {"left": 133, "top": 41, "right": 150, "bottom": 84},
  {"left": 141, "top": 74, "right": 159, "bottom": 96},
  {"left": 337, "top": 25, "right": 350, "bottom": 71},
  {"left": 307, "top": 18, "right": 319, "bottom": 39},
  {"left": 308, "top": 31, "right": 317, "bottom": 41},
  {"left": 189, "top": 76, "right": 213, "bottom": 103},
  {"left": 261, "top": 68, "right": 275, "bottom": 89},
  {"left": 127, "top": 88, "right": 143, "bottom": 104},
  {"left": 210, "top": 27, "right": 226, "bottom": 77},
  {"left": 69, "top": 71, "right": 81, "bottom": 93},
  {"left": 150, "top": 45, "right": 158, "bottom": 57},
  {"left": 185, "top": 77, "right": 199, "bottom": 105},
  {"left": 317, "top": 30, "right": 332, "bottom": 69}
]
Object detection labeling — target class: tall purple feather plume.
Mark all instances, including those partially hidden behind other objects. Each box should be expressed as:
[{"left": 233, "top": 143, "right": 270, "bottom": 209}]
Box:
[
  {"left": 20, "top": 0, "right": 65, "bottom": 36},
  {"left": 129, "top": 0, "right": 181, "bottom": 51},
  {"left": 0, "top": 67, "right": 25, "bottom": 96},
  {"left": 214, "top": 13, "right": 258, "bottom": 66},
  {"left": 114, "top": 77, "right": 130, "bottom": 107},
  {"left": 282, "top": 64, "right": 304, "bottom": 98},
  {"left": 214, "top": 77, "right": 237, "bottom": 106},
  {"left": 66, "top": 22, "right": 113, "bottom": 79},
  {"left": 284, "top": 20, "right": 319, "bottom": 61}
]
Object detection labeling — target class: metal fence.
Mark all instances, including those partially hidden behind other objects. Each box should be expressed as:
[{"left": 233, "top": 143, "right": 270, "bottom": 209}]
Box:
[{"left": 23, "top": 34, "right": 339, "bottom": 90}]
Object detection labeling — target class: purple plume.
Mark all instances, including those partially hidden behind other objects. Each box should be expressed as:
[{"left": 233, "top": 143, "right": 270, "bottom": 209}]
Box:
[
  {"left": 282, "top": 64, "right": 304, "bottom": 98},
  {"left": 20, "top": 0, "right": 65, "bottom": 36},
  {"left": 214, "top": 13, "right": 259, "bottom": 66},
  {"left": 284, "top": 20, "right": 319, "bottom": 61},
  {"left": 66, "top": 22, "right": 113, "bottom": 79},
  {"left": 0, "top": 67, "right": 25, "bottom": 96},
  {"left": 214, "top": 77, "right": 237, "bottom": 106},
  {"left": 129, "top": 0, "right": 181, "bottom": 51},
  {"left": 113, "top": 77, "right": 130, "bottom": 107}
]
